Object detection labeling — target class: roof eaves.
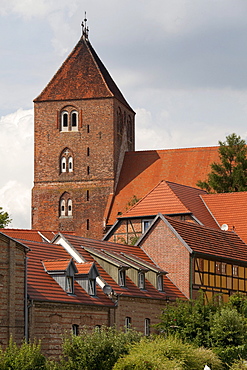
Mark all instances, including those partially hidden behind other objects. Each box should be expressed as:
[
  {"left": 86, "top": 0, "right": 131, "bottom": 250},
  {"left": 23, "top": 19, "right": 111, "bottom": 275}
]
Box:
[
  {"left": 103, "top": 250, "right": 149, "bottom": 271},
  {"left": 0, "top": 231, "right": 30, "bottom": 252},
  {"left": 82, "top": 246, "right": 129, "bottom": 268}
]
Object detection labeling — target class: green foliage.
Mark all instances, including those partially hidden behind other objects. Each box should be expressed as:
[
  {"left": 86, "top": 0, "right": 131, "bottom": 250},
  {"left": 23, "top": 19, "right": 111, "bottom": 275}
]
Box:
[
  {"left": 210, "top": 307, "right": 247, "bottom": 347},
  {"left": 197, "top": 133, "right": 247, "bottom": 193},
  {"left": 126, "top": 195, "right": 140, "bottom": 210},
  {"left": 157, "top": 293, "right": 218, "bottom": 347},
  {"left": 57, "top": 326, "right": 142, "bottom": 370},
  {"left": 113, "top": 336, "right": 222, "bottom": 370},
  {"left": 0, "top": 338, "right": 46, "bottom": 370},
  {"left": 0, "top": 207, "right": 11, "bottom": 228}
]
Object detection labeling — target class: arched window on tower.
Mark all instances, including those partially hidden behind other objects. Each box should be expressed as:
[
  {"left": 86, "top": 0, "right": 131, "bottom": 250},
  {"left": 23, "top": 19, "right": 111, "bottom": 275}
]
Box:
[
  {"left": 59, "top": 193, "right": 73, "bottom": 218},
  {"left": 60, "top": 107, "right": 79, "bottom": 132},
  {"left": 60, "top": 199, "right": 66, "bottom": 217},
  {"left": 60, "top": 148, "right": 74, "bottom": 174},
  {"left": 61, "top": 111, "right": 69, "bottom": 131},
  {"left": 61, "top": 157, "right": 67, "bottom": 173},
  {"left": 71, "top": 111, "right": 78, "bottom": 131},
  {"left": 68, "top": 199, "right": 73, "bottom": 216},
  {"left": 68, "top": 156, "right": 73, "bottom": 172}
]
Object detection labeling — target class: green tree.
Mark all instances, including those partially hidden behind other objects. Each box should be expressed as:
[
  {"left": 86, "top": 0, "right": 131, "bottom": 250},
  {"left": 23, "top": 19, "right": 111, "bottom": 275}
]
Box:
[
  {"left": 197, "top": 133, "right": 247, "bottom": 193},
  {"left": 0, "top": 207, "right": 11, "bottom": 228}
]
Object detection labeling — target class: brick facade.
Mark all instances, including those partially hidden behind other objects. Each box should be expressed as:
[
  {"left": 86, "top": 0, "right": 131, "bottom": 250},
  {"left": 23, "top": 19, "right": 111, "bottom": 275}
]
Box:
[
  {"left": 0, "top": 233, "right": 28, "bottom": 347},
  {"left": 32, "top": 37, "right": 135, "bottom": 239},
  {"left": 139, "top": 218, "right": 191, "bottom": 298}
]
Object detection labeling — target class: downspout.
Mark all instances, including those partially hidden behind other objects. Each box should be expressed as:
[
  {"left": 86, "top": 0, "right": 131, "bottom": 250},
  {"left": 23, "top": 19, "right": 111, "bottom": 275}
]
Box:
[{"left": 24, "top": 256, "right": 28, "bottom": 341}]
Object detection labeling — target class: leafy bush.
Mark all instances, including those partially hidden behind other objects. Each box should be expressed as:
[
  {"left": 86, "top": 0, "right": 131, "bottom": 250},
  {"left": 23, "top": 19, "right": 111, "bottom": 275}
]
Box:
[
  {"left": 0, "top": 338, "right": 46, "bottom": 370},
  {"left": 57, "top": 326, "right": 142, "bottom": 370},
  {"left": 113, "top": 336, "right": 222, "bottom": 370},
  {"left": 229, "top": 359, "right": 247, "bottom": 369},
  {"left": 210, "top": 307, "right": 247, "bottom": 347},
  {"left": 157, "top": 293, "right": 218, "bottom": 347}
]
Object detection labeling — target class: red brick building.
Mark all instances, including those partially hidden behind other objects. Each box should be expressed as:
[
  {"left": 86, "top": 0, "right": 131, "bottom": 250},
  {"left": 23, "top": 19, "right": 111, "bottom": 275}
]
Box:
[
  {"left": 0, "top": 228, "right": 184, "bottom": 357},
  {"left": 31, "top": 25, "right": 221, "bottom": 239}
]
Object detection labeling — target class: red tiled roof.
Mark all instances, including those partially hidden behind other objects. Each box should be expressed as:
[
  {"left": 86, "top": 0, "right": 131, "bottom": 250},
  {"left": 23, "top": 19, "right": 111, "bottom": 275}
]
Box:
[
  {"left": 165, "top": 216, "right": 247, "bottom": 262},
  {"left": 2, "top": 229, "right": 57, "bottom": 242},
  {"left": 34, "top": 37, "right": 132, "bottom": 110},
  {"left": 13, "top": 238, "right": 114, "bottom": 306},
  {"left": 201, "top": 192, "right": 247, "bottom": 244},
  {"left": 122, "top": 180, "right": 190, "bottom": 217},
  {"left": 76, "top": 262, "right": 94, "bottom": 274},
  {"left": 61, "top": 234, "right": 185, "bottom": 300},
  {"left": 42, "top": 259, "right": 72, "bottom": 272},
  {"left": 107, "top": 147, "right": 219, "bottom": 225}
]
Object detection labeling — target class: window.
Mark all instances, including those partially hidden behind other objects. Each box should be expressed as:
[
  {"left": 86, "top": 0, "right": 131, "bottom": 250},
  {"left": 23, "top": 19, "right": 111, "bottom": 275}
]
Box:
[
  {"left": 86, "top": 190, "right": 89, "bottom": 201},
  {"left": 86, "top": 219, "right": 90, "bottom": 230},
  {"left": 60, "top": 108, "right": 78, "bottom": 131},
  {"left": 142, "top": 220, "right": 151, "bottom": 233},
  {"left": 60, "top": 193, "right": 73, "bottom": 218},
  {"left": 157, "top": 275, "right": 163, "bottom": 291},
  {"left": 138, "top": 272, "right": 145, "bottom": 289},
  {"left": 87, "top": 166, "right": 90, "bottom": 175},
  {"left": 87, "top": 147, "right": 90, "bottom": 156},
  {"left": 66, "top": 276, "right": 73, "bottom": 293},
  {"left": 60, "top": 199, "right": 66, "bottom": 216},
  {"left": 60, "top": 148, "right": 74, "bottom": 174},
  {"left": 144, "top": 318, "right": 150, "bottom": 336},
  {"left": 72, "top": 324, "right": 79, "bottom": 336},
  {"left": 68, "top": 157, "right": 73, "bottom": 172},
  {"left": 125, "top": 317, "right": 131, "bottom": 330},
  {"left": 61, "top": 111, "right": 69, "bottom": 131},
  {"left": 88, "top": 279, "right": 96, "bottom": 296},
  {"left": 68, "top": 199, "right": 72, "bottom": 216},
  {"left": 233, "top": 265, "right": 238, "bottom": 277},
  {"left": 119, "top": 269, "right": 126, "bottom": 287},
  {"left": 71, "top": 111, "right": 78, "bottom": 130}
]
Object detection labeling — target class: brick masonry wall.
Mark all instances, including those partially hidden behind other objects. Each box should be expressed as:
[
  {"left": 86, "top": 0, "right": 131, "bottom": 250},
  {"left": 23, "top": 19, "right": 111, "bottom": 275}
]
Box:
[
  {"left": 115, "top": 296, "right": 166, "bottom": 334},
  {"left": 32, "top": 98, "right": 135, "bottom": 239},
  {"left": 0, "top": 235, "right": 26, "bottom": 347},
  {"left": 29, "top": 301, "right": 113, "bottom": 358},
  {"left": 139, "top": 219, "right": 191, "bottom": 298}
]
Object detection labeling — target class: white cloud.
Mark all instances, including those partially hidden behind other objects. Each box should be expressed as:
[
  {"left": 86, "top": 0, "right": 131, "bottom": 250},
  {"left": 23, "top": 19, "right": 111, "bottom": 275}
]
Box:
[{"left": 0, "top": 109, "right": 33, "bottom": 228}]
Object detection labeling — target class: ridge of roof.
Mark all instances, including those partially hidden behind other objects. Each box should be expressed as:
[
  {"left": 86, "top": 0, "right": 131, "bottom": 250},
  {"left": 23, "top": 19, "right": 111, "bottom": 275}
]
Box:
[{"left": 34, "top": 37, "right": 133, "bottom": 111}]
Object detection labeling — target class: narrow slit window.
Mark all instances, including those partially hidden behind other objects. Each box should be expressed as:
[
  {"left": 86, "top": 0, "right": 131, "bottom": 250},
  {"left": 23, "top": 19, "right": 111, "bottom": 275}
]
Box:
[
  {"left": 144, "top": 318, "right": 150, "bottom": 336},
  {"left": 87, "top": 147, "right": 90, "bottom": 156},
  {"left": 87, "top": 125, "right": 90, "bottom": 133},
  {"left": 86, "top": 219, "right": 90, "bottom": 230},
  {"left": 86, "top": 190, "right": 89, "bottom": 201},
  {"left": 87, "top": 166, "right": 90, "bottom": 175}
]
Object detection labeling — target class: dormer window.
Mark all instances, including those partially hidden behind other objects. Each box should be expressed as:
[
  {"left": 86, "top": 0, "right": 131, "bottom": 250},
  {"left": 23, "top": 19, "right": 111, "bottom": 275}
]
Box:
[
  {"left": 138, "top": 272, "right": 145, "bottom": 289},
  {"left": 119, "top": 269, "right": 126, "bottom": 287},
  {"left": 66, "top": 276, "right": 74, "bottom": 293},
  {"left": 42, "top": 259, "right": 78, "bottom": 295},
  {"left": 88, "top": 279, "right": 96, "bottom": 296},
  {"left": 75, "top": 263, "right": 99, "bottom": 297},
  {"left": 157, "top": 275, "right": 163, "bottom": 291}
]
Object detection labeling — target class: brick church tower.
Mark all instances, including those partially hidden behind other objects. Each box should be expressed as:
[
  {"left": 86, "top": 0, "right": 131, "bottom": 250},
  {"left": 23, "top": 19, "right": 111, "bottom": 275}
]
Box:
[{"left": 32, "top": 23, "right": 135, "bottom": 238}]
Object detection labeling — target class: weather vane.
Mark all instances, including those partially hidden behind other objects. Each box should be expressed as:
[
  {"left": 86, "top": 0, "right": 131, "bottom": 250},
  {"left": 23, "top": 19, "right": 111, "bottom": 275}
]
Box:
[{"left": 81, "top": 11, "right": 89, "bottom": 40}]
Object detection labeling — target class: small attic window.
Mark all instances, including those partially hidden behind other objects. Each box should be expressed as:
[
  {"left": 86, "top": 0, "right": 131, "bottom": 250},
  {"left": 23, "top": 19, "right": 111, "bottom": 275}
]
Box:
[
  {"left": 138, "top": 272, "right": 145, "bottom": 290},
  {"left": 157, "top": 275, "right": 163, "bottom": 292},
  {"left": 88, "top": 279, "right": 96, "bottom": 296},
  {"left": 119, "top": 269, "right": 126, "bottom": 287},
  {"left": 66, "top": 276, "right": 74, "bottom": 293}
]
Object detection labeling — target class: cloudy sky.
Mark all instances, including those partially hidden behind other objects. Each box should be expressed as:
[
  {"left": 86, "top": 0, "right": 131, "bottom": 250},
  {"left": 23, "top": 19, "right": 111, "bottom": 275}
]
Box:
[{"left": 1, "top": 0, "right": 247, "bottom": 228}]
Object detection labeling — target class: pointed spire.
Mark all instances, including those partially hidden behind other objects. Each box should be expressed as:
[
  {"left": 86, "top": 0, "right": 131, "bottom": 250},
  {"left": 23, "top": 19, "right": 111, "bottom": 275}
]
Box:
[{"left": 81, "top": 12, "right": 89, "bottom": 40}]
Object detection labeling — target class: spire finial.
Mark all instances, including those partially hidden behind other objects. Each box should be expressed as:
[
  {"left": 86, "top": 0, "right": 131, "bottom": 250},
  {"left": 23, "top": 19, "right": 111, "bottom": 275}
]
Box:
[{"left": 81, "top": 11, "right": 89, "bottom": 40}]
